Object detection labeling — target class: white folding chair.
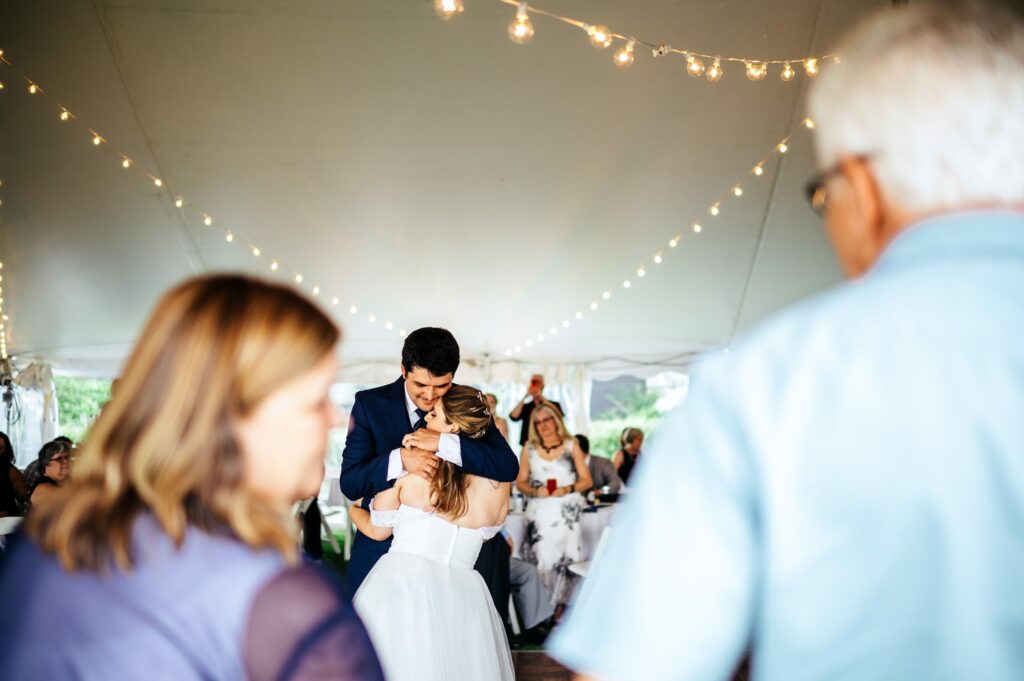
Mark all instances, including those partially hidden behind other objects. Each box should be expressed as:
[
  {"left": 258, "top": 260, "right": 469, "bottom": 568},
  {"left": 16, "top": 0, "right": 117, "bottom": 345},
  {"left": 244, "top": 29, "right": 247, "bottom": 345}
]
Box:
[
  {"left": 568, "top": 526, "right": 612, "bottom": 578},
  {"left": 0, "top": 516, "right": 24, "bottom": 552}
]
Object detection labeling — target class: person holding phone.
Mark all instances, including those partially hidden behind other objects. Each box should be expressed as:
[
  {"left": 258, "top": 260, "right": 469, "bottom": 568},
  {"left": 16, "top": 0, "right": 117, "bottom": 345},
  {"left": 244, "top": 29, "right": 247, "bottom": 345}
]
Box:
[
  {"left": 515, "top": 403, "right": 591, "bottom": 621},
  {"left": 509, "top": 374, "right": 563, "bottom": 446}
]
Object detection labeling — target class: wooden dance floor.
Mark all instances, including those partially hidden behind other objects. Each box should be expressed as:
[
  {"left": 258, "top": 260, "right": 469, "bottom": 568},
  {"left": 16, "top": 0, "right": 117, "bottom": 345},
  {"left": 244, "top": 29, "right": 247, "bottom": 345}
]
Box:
[{"left": 512, "top": 651, "right": 572, "bottom": 680}]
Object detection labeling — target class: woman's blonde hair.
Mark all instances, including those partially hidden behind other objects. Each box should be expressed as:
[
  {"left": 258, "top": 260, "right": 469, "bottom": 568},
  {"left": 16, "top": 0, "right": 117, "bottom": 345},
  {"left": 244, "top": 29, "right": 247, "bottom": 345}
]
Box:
[
  {"left": 27, "top": 275, "right": 340, "bottom": 572},
  {"left": 527, "top": 403, "right": 571, "bottom": 449},
  {"left": 429, "top": 385, "right": 492, "bottom": 519}
]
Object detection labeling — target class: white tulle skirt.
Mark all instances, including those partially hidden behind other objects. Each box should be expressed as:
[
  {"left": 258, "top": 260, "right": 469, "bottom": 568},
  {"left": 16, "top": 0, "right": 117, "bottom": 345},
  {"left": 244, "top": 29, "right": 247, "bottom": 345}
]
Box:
[{"left": 354, "top": 551, "right": 514, "bottom": 681}]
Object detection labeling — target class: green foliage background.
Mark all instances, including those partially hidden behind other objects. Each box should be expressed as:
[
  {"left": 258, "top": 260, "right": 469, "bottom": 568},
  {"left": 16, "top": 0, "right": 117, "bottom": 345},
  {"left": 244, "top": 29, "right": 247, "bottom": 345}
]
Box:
[
  {"left": 588, "top": 385, "right": 663, "bottom": 459},
  {"left": 54, "top": 376, "right": 112, "bottom": 443}
]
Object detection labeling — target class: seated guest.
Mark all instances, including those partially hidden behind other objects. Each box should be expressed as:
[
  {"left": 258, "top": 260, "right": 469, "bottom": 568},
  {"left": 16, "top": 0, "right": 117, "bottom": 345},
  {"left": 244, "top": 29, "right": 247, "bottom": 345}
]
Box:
[
  {"left": 610, "top": 427, "right": 643, "bottom": 486},
  {"left": 575, "top": 434, "right": 622, "bottom": 495},
  {"left": 0, "top": 431, "right": 28, "bottom": 517},
  {"left": 509, "top": 374, "right": 563, "bottom": 446},
  {"left": 0, "top": 275, "right": 383, "bottom": 680},
  {"left": 28, "top": 440, "right": 72, "bottom": 507},
  {"left": 502, "top": 531, "right": 555, "bottom": 637},
  {"left": 485, "top": 393, "right": 510, "bottom": 441}
]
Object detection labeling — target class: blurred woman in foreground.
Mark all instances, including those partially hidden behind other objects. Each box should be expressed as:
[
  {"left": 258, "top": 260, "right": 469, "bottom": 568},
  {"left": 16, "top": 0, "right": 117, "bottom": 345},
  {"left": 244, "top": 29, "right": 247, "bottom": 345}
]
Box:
[{"left": 0, "top": 275, "right": 383, "bottom": 681}]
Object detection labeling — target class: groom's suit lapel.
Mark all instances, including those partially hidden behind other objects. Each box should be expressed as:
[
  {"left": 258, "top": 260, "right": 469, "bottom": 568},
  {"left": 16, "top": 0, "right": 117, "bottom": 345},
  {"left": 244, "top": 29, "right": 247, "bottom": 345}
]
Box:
[{"left": 388, "top": 377, "right": 411, "bottom": 443}]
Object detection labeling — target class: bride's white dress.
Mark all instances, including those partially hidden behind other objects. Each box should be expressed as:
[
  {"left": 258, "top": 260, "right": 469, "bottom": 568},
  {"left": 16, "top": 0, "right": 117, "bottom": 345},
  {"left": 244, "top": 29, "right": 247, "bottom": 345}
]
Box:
[{"left": 353, "top": 504, "right": 514, "bottom": 681}]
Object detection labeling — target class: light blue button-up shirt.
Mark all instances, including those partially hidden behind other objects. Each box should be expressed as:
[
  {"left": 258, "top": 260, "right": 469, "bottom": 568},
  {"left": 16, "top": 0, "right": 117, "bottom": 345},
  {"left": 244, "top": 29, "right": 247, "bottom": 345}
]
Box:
[{"left": 550, "top": 212, "right": 1024, "bottom": 681}]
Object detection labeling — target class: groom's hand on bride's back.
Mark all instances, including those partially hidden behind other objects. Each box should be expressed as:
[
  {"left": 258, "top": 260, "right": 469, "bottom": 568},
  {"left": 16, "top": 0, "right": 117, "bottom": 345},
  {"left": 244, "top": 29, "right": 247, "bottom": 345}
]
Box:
[{"left": 401, "top": 446, "right": 440, "bottom": 481}]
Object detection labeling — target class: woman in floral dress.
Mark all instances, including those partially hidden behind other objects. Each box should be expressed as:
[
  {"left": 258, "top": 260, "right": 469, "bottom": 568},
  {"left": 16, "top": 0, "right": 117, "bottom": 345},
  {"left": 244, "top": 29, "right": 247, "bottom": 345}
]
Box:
[{"left": 515, "top": 403, "right": 592, "bottom": 620}]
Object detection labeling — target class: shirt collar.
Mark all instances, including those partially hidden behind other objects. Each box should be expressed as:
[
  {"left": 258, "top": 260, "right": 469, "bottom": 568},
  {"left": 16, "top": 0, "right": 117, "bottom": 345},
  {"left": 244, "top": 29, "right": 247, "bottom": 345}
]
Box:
[
  {"left": 874, "top": 210, "right": 1024, "bottom": 274},
  {"left": 404, "top": 385, "right": 420, "bottom": 424}
]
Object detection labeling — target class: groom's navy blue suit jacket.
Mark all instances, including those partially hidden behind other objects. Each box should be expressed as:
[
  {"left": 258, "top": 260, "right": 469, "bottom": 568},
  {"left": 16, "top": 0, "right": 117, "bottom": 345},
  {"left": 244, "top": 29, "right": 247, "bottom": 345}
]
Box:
[{"left": 340, "top": 377, "right": 519, "bottom": 594}]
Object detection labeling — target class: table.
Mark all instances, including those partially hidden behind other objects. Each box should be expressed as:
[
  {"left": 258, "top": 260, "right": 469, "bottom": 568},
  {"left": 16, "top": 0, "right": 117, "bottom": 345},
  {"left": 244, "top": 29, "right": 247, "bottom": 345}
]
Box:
[{"left": 503, "top": 504, "right": 615, "bottom": 561}]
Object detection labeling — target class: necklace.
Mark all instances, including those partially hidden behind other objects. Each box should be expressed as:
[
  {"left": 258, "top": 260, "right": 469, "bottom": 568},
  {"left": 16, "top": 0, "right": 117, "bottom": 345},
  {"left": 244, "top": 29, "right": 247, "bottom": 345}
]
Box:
[{"left": 539, "top": 439, "right": 562, "bottom": 454}]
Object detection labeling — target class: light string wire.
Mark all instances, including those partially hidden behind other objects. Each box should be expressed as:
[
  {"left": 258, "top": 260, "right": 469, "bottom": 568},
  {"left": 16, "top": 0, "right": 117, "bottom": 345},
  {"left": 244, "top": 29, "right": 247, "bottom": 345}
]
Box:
[
  {"left": 0, "top": 50, "right": 410, "bottom": 339},
  {"left": 444, "top": 0, "right": 838, "bottom": 81},
  {"left": 501, "top": 117, "right": 815, "bottom": 358}
]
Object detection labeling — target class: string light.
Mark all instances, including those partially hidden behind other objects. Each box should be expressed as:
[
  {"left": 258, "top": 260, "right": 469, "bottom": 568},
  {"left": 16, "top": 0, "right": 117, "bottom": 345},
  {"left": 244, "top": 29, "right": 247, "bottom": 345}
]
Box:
[
  {"left": 332, "top": 296, "right": 339, "bottom": 305},
  {"left": 803, "top": 117, "right": 816, "bottom": 129},
  {"left": 152, "top": 177, "right": 163, "bottom": 187},
  {"left": 386, "top": 321, "right": 394, "bottom": 330},
  {"left": 203, "top": 214, "right": 213, "bottom": 226},
  {"left": 27, "top": 83, "right": 39, "bottom": 94},
  {"left": 294, "top": 273, "right": 303, "bottom": 284},
  {"left": 59, "top": 109, "right": 70, "bottom": 121},
  {"left": 368, "top": 314, "right": 376, "bottom": 323},
  {"left": 121, "top": 157, "right": 132, "bottom": 169},
  {"left": 508, "top": 2, "right": 534, "bottom": 44},
  {"left": 225, "top": 232, "right": 234, "bottom": 242},
  {"left": 175, "top": 197, "right": 184, "bottom": 208},
  {"left": 350, "top": 305, "right": 358, "bottom": 315},
  {"left": 91, "top": 133, "right": 103, "bottom": 146},
  {"left": 804, "top": 58, "right": 820, "bottom": 76},
  {"left": 686, "top": 54, "right": 706, "bottom": 77},
  {"left": 614, "top": 39, "right": 636, "bottom": 68},
  {"left": 0, "top": 261, "right": 8, "bottom": 359},
  {"left": 562, "top": 320, "right": 570, "bottom": 328},
  {"left": 434, "top": 0, "right": 464, "bottom": 21},
  {"left": 504, "top": 125, "right": 811, "bottom": 353},
  {"left": 270, "top": 260, "right": 279, "bottom": 271},
  {"left": 586, "top": 25, "right": 613, "bottom": 49},
  {"left": 505, "top": 349, "right": 513, "bottom": 357},
  {"left": 252, "top": 246, "right": 261, "bottom": 256},
  {"left": 706, "top": 58, "right": 723, "bottom": 82},
  {"left": 488, "top": 0, "right": 835, "bottom": 84},
  {"left": 312, "top": 285, "right": 320, "bottom": 295}
]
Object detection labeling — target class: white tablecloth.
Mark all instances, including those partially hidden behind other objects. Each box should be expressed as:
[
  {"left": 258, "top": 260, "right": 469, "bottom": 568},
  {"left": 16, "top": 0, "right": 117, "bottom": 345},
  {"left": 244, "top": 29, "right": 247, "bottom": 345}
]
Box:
[{"left": 503, "top": 505, "right": 615, "bottom": 561}]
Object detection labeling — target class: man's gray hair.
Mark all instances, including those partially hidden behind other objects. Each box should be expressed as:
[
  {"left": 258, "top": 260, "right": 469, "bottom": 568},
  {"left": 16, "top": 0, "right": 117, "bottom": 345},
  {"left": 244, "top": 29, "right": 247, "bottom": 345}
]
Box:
[{"left": 807, "top": 2, "right": 1024, "bottom": 213}]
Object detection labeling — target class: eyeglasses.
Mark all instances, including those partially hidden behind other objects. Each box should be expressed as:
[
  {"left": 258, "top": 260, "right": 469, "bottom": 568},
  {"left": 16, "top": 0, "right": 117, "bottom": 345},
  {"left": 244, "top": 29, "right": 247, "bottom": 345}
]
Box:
[
  {"left": 804, "top": 155, "right": 871, "bottom": 217},
  {"left": 534, "top": 417, "right": 556, "bottom": 426},
  {"left": 50, "top": 456, "right": 70, "bottom": 464}
]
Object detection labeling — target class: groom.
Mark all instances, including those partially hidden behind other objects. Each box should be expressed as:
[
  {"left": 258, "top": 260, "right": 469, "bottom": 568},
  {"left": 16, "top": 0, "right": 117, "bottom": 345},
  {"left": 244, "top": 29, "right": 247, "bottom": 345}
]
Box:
[{"left": 340, "top": 327, "right": 520, "bottom": 595}]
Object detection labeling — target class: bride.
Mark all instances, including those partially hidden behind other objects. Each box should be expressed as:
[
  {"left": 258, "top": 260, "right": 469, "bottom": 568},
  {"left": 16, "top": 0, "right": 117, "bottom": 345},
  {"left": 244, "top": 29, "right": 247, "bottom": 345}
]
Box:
[{"left": 350, "top": 385, "right": 514, "bottom": 681}]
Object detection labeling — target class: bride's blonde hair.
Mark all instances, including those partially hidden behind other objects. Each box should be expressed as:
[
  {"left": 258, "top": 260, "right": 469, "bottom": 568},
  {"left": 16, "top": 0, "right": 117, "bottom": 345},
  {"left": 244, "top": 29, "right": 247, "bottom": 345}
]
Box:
[{"left": 27, "top": 275, "right": 340, "bottom": 572}]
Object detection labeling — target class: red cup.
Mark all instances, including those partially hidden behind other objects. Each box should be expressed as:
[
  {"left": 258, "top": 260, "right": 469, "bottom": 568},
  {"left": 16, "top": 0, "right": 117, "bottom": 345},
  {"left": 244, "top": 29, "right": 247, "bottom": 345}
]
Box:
[{"left": 547, "top": 478, "right": 557, "bottom": 494}]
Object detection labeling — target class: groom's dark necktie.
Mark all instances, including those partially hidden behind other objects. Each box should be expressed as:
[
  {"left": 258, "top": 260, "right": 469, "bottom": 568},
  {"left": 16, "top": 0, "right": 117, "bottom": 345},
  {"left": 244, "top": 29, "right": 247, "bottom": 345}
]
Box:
[{"left": 412, "top": 408, "right": 428, "bottom": 431}]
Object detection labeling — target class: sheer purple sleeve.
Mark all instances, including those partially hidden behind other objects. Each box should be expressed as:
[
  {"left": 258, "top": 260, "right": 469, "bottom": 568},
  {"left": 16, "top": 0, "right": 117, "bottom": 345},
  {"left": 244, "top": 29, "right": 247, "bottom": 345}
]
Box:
[{"left": 244, "top": 564, "right": 384, "bottom": 681}]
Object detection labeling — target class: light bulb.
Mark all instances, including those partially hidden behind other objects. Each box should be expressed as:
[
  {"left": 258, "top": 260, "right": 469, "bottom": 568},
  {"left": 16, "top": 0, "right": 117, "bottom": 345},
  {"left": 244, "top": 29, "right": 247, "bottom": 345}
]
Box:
[
  {"left": 509, "top": 3, "right": 534, "bottom": 44},
  {"left": 637, "top": 267, "right": 646, "bottom": 278},
  {"left": 549, "top": 327, "right": 557, "bottom": 335},
  {"left": 669, "top": 238, "right": 679, "bottom": 248},
  {"left": 175, "top": 197, "right": 184, "bottom": 208},
  {"left": 270, "top": 260, "right": 279, "bottom": 271},
  {"left": 400, "top": 329, "right": 407, "bottom": 337},
  {"left": 587, "top": 25, "right": 613, "bottom": 49},
  {"left": 781, "top": 62, "right": 795, "bottom": 81},
  {"left": 575, "top": 311, "right": 583, "bottom": 319},
  {"left": 562, "top": 320, "right": 570, "bottom": 328},
  {"left": 28, "top": 83, "right": 38, "bottom": 94},
  {"left": 693, "top": 223, "right": 702, "bottom": 233},
  {"left": 252, "top": 246, "right": 261, "bottom": 256},
  {"left": 312, "top": 286, "right": 320, "bottom": 295},
  {"left": 122, "top": 158, "right": 131, "bottom": 168},
  {"left": 153, "top": 178, "right": 163, "bottom": 187},
  {"left": 350, "top": 305, "right": 358, "bottom": 314},
  {"left": 778, "top": 141, "right": 789, "bottom": 154},
  {"left": 526, "top": 339, "right": 534, "bottom": 348},
  {"left": 614, "top": 39, "right": 635, "bottom": 68},
  {"left": 59, "top": 109, "right": 70, "bottom": 121},
  {"left": 386, "top": 322, "right": 394, "bottom": 330},
  {"left": 225, "top": 232, "right": 234, "bottom": 242},
  {"left": 505, "top": 350, "right": 512, "bottom": 357},
  {"left": 204, "top": 215, "right": 213, "bottom": 226},
  {"left": 590, "top": 302, "right": 598, "bottom": 311},
  {"left": 623, "top": 280, "right": 631, "bottom": 289},
  {"left": 804, "top": 58, "right": 819, "bottom": 76},
  {"left": 434, "top": 0, "right": 464, "bottom": 21},
  {"left": 332, "top": 296, "right": 339, "bottom": 305},
  {"left": 745, "top": 61, "right": 767, "bottom": 81},
  {"left": 710, "top": 204, "right": 720, "bottom": 216},
  {"left": 0, "top": 82, "right": 4, "bottom": 90},
  {"left": 92, "top": 135, "right": 103, "bottom": 146},
  {"left": 294, "top": 273, "right": 303, "bottom": 283},
  {"left": 804, "top": 117, "right": 816, "bottom": 129},
  {"left": 369, "top": 315, "right": 376, "bottom": 323},
  {"left": 706, "top": 58, "right": 723, "bottom": 82},
  {"left": 515, "top": 344, "right": 522, "bottom": 352},
  {"left": 686, "top": 55, "right": 705, "bottom": 77},
  {"left": 602, "top": 290, "right": 611, "bottom": 300},
  {"left": 654, "top": 253, "right": 663, "bottom": 264},
  {"left": 754, "top": 164, "right": 764, "bottom": 176},
  {"left": 733, "top": 185, "right": 743, "bottom": 197}
]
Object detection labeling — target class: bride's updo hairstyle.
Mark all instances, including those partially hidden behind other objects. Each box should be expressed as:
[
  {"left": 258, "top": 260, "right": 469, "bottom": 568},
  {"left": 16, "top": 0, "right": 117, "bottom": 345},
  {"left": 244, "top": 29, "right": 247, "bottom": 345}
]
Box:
[
  {"left": 27, "top": 274, "right": 340, "bottom": 572},
  {"left": 430, "top": 385, "right": 492, "bottom": 519}
]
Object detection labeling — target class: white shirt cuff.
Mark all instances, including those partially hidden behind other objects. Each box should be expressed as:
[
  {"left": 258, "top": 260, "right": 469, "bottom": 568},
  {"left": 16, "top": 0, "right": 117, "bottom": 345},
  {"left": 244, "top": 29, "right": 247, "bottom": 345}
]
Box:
[
  {"left": 437, "top": 433, "right": 463, "bottom": 467},
  {"left": 387, "top": 448, "right": 407, "bottom": 481}
]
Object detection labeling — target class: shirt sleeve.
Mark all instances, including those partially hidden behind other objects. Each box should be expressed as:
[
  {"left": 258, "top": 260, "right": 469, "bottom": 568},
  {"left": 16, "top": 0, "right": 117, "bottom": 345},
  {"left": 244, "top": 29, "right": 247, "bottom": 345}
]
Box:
[
  {"left": 548, "top": 356, "right": 759, "bottom": 681},
  {"left": 385, "top": 448, "right": 406, "bottom": 481},
  {"left": 436, "top": 433, "right": 463, "bottom": 466}
]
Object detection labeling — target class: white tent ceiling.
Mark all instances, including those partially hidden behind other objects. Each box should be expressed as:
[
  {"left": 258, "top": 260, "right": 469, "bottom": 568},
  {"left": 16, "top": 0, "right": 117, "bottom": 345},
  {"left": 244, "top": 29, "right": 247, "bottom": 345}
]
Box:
[{"left": 0, "top": 0, "right": 888, "bottom": 379}]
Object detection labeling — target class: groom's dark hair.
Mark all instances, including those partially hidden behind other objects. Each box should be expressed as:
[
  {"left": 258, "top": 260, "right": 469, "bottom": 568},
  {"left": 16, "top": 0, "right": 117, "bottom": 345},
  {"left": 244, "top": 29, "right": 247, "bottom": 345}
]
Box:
[{"left": 401, "top": 327, "right": 460, "bottom": 376}]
